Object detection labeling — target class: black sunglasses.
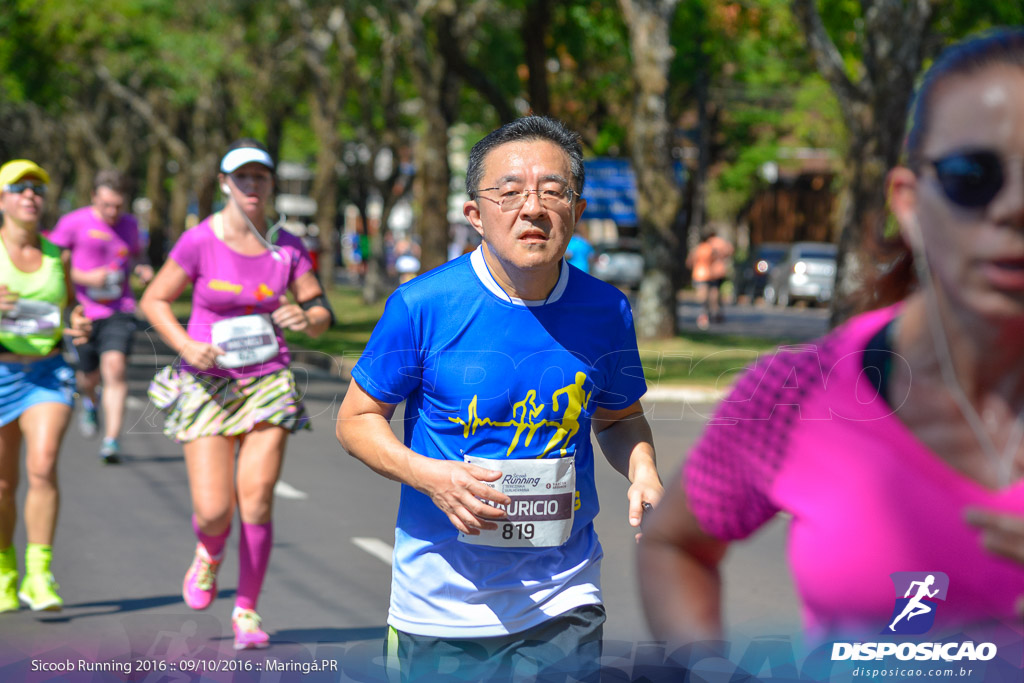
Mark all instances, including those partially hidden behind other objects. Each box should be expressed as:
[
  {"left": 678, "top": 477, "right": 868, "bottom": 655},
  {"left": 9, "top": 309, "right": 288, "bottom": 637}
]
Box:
[
  {"left": 926, "top": 149, "right": 1017, "bottom": 208},
  {"left": 3, "top": 181, "right": 47, "bottom": 197}
]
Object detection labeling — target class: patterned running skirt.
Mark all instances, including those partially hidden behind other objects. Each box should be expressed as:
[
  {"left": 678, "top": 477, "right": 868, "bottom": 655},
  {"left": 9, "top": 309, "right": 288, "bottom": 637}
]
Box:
[{"left": 148, "top": 364, "right": 311, "bottom": 443}]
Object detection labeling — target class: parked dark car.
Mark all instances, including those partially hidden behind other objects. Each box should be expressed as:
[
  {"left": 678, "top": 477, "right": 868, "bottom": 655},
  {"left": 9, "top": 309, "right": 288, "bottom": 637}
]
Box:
[
  {"left": 763, "top": 241, "right": 837, "bottom": 307},
  {"left": 591, "top": 239, "right": 644, "bottom": 290},
  {"left": 735, "top": 242, "right": 789, "bottom": 302}
]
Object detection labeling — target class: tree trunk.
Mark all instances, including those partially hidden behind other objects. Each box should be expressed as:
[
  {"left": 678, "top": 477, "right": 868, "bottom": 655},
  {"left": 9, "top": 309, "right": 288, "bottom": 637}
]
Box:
[
  {"left": 310, "top": 90, "right": 341, "bottom": 289},
  {"left": 689, "top": 41, "right": 711, "bottom": 255},
  {"left": 400, "top": 5, "right": 455, "bottom": 277},
  {"left": 618, "top": 0, "right": 683, "bottom": 339},
  {"left": 65, "top": 123, "right": 96, "bottom": 207},
  {"left": 522, "top": 0, "right": 552, "bottom": 116},
  {"left": 414, "top": 110, "right": 452, "bottom": 275},
  {"left": 144, "top": 140, "right": 169, "bottom": 267},
  {"left": 790, "top": 0, "right": 936, "bottom": 326},
  {"left": 168, "top": 169, "right": 190, "bottom": 244},
  {"left": 288, "top": 0, "right": 351, "bottom": 291}
]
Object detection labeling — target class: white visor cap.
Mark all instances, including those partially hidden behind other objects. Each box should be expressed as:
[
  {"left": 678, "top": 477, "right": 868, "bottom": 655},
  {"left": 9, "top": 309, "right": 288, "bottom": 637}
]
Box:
[{"left": 220, "top": 147, "right": 275, "bottom": 174}]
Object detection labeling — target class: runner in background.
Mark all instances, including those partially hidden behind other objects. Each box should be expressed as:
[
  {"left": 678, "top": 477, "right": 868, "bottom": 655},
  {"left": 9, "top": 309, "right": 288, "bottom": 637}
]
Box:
[
  {"left": 48, "top": 170, "right": 153, "bottom": 463},
  {"left": 0, "top": 159, "right": 91, "bottom": 613},
  {"left": 565, "top": 223, "right": 595, "bottom": 274},
  {"left": 686, "top": 229, "right": 733, "bottom": 330},
  {"left": 139, "top": 139, "right": 333, "bottom": 650},
  {"left": 392, "top": 235, "right": 421, "bottom": 284}
]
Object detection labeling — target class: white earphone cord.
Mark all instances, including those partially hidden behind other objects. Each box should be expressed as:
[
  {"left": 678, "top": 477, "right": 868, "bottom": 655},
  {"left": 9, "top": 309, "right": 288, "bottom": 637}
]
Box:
[
  {"left": 910, "top": 221, "right": 1022, "bottom": 487},
  {"left": 224, "top": 184, "right": 286, "bottom": 260}
]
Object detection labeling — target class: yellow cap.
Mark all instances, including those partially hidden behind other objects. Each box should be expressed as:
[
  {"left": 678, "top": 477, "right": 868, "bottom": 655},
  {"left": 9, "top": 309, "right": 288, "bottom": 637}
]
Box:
[{"left": 0, "top": 160, "right": 50, "bottom": 187}]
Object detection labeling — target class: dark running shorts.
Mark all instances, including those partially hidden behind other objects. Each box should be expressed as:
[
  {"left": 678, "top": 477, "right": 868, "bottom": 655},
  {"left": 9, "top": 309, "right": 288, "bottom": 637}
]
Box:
[
  {"left": 385, "top": 604, "right": 605, "bottom": 682},
  {"left": 72, "top": 312, "right": 139, "bottom": 373}
]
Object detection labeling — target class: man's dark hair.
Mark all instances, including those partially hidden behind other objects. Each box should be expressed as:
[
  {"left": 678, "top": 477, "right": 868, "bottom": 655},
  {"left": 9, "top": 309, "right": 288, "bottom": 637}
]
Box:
[
  {"left": 466, "top": 116, "right": 585, "bottom": 197},
  {"left": 93, "top": 169, "right": 130, "bottom": 196}
]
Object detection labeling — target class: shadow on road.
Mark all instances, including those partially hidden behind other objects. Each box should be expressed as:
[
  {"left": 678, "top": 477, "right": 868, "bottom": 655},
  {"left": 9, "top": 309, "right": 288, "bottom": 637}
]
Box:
[
  {"left": 52, "top": 592, "right": 222, "bottom": 620},
  {"left": 271, "top": 626, "right": 388, "bottom": 644}
]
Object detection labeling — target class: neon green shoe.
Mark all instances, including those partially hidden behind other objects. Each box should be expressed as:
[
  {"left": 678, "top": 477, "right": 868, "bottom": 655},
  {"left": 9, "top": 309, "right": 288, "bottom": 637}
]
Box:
[
  {"left": 18, "top": 572, "right": 62, "bottom": 611},
  {"left": 0, "top": 571, "right": 18, "bottom": 613}
]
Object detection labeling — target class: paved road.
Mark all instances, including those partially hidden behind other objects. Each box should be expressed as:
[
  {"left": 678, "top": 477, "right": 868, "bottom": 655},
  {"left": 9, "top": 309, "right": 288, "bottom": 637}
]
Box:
[
  {"left": 0, "top": 335, "right": 801, "bottom": 681},
  {"left": 678, "top": 299, "right": 831, "bottom": 340}
]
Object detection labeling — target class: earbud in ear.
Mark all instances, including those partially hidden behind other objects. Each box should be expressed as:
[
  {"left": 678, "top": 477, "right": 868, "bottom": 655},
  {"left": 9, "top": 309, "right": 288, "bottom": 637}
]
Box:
[{"left": 221, "top": 183, "right": 231, "bottom": 195}]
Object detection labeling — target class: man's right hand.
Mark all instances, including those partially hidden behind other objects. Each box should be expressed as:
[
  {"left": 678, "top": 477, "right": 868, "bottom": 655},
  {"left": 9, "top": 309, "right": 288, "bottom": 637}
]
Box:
[{"left": 413, "top": 459, "right": 512, "bottom": 535}]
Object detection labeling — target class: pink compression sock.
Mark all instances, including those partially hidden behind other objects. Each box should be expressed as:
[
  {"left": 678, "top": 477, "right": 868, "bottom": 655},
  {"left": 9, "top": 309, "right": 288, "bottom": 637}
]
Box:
[
  {"left": 192, "top": 515, "right": 230, "bottom": 558},
  {"left": 236, "top": 521, "right": 273, "bottom": 611}
]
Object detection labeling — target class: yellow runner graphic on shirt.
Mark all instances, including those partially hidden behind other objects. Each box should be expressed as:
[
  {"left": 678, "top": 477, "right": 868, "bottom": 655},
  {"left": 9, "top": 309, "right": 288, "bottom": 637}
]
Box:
[{"left": 448, "top": 372, "right": 592, "bottom": 458}]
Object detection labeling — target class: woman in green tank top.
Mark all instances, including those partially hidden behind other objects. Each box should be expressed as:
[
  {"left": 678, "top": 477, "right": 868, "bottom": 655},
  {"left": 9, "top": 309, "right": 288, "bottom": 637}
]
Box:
[{"left": 0, "top": 159, "right": 91, "bottom": 614}]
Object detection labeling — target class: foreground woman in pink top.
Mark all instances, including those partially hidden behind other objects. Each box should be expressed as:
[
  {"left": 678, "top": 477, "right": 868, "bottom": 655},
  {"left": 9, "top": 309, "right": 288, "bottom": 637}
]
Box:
[
  {"left": 140, "top": 139, "right": 333, "bottom": 650},
  {"left": 639, "top": 29, "right": 1024, "bottom": 648}
]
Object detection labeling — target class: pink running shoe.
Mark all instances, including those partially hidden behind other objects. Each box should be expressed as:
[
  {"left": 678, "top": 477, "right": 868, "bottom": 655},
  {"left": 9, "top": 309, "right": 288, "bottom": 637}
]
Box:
[
  {"left": 182, "top": 543, "right": 221, "bottom": 610},
  {"left": 232, "top": 607, "right": 270, "bottom": 650}
]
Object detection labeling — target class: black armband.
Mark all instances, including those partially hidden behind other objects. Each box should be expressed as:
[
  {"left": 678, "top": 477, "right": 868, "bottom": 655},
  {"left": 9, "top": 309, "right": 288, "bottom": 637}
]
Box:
[{"left": 299, "top": 294, "right": 335, "bottom": 327}]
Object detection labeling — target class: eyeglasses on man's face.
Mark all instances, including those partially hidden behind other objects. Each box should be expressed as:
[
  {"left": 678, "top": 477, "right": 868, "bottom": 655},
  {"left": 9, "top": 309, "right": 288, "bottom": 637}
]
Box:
[
  {"left": 3, "top": 181, "right": 47, "bottom": 198},
  {"left": 473, "top": 186, "right": 577, "bottom": 212}
]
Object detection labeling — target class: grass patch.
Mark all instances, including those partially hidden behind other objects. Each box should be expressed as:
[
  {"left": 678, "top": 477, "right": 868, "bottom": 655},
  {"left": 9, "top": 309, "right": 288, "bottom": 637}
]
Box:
[
  {"left": 638, "top": 333, "right": 794, "bottom": 386},
  {"left": 280, "top": 286, "right": 386, "bottom": 357}
]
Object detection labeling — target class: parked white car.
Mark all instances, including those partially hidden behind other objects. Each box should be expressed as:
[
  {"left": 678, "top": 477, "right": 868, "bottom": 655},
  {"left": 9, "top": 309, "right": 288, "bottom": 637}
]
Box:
[{"left": 763, "top": 241, "right": 837, "bottom": 307}]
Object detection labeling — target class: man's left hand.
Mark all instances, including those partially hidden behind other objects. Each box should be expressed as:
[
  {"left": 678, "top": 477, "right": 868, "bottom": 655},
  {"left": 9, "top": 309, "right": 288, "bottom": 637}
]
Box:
[
  {"left": 593, "top": 401, "right": 661, "bottom": 541},
  {"left": 134, "top": 264, "right": 155, "bottom": 284},
  {"left": 628, "top": 473, "right": 664, "bottom": 542},
  {"left": 65, "top": 305, "right": 92, "bottom": 345}
]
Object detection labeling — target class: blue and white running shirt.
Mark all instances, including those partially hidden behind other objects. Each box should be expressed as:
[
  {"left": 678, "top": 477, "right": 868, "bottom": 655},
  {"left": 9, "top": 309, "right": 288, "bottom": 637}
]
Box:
[{"left": 351, "top": 246, "right": 646, "bottom": 637}]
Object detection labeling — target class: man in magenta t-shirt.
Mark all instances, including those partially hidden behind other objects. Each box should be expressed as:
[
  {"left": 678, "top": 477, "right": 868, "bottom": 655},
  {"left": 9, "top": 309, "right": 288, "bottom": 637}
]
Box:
[{"left": 48, "top": 170, "right": 154, "bottom": 463}]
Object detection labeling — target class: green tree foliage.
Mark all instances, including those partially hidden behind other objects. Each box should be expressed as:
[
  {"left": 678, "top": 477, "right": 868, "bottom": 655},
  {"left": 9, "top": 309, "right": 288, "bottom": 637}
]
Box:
[
  {"left": 701, "top": 1, "right": 843, "bottom": 220},
  {"left": 0, "top": 1, "right": 68, "bottom": 107},
  {"left": 4, "top": 0, "right": 1014, "bottom": 308},
  {"left": 790, "top": 0, "right": 1024, "bottom": 323}
]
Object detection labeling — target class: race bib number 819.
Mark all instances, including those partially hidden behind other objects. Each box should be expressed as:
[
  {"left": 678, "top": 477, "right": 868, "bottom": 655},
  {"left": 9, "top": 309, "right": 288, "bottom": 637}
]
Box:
[{"left": 458, "top": 455, "right": 575, "bottom": 548}]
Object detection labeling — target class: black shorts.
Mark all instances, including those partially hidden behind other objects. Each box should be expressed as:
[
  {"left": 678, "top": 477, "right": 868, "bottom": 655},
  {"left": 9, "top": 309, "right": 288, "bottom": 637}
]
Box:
[
  {"left": 72, "top": 312, "right": 139, "bottom": 373},
  {"left": 695, "top": 278, "right": 726, "bottom": 290},
  {"left": 385, "top": 604, "right": 605, "bottom": 682}
]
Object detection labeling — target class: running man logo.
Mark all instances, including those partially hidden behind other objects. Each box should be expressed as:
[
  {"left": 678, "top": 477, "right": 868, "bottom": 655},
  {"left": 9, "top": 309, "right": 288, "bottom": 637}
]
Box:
[
  {"left": 884, "top": 572, "right": 949, "bottom": 635},
  {"left": 449, "top": 372, "right": 592, "bottom": 458}
]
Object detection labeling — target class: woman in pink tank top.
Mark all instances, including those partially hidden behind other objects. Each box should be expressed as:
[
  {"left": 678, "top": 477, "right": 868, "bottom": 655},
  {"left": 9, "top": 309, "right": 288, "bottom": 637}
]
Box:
[
  {"left": 639, "top": 29, "right": 1024, "bottom": 659},
  {"left": 140, "top": 140, "right": 334, "bottom": 650}
]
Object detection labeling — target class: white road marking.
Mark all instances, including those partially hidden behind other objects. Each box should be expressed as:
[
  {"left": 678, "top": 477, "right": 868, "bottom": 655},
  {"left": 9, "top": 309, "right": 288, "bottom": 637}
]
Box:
[
  {"left": 125, "top": 396, "right": 149, "bottom": 410},
  {"left": 274, "top": 480, "right": 310, "bottom": 500},
  {"left": 643, "top": 386, "right": 727, "bottom": 403},
  {"left": 352, "top": 537, "right": 394, "bottom": 566}
]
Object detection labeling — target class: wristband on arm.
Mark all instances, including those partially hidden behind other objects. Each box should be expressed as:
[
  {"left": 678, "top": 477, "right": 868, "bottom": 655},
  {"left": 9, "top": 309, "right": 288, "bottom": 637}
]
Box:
[{"left": 299, "top": 294, "right": 335, "bottom": 327}]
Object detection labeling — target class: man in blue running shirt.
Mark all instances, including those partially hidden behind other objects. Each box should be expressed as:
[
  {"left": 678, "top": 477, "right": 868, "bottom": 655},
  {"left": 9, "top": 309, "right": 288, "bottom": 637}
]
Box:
[{"left": 337, "top": 116, "right": 662, "bottom": 682}]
